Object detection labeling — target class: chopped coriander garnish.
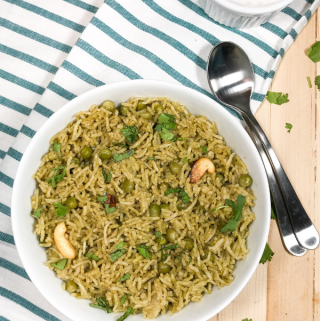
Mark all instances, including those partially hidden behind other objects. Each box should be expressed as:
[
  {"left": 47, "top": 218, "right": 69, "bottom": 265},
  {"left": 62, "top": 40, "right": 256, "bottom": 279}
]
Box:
[
  {"left": 211, "top": 205, "right": 230, "bottom": 213},
  {"left": 307, "top": 76, "right": 312, "bottom": 88},
  {"left": 120, "top": 126, "right": 139, "bottom": 144},
  {"left": 97, "top": 195, "right": 108, "bottom": 202},
  {"left": 110, "top": 248, "right": 127, "bottom": 262},
  {"left": 183, "top": 157, "right": 188, "bottom": 164},
  {"left": 155, "top": 231, "right": 161, "bottom": 239},
  {"left": 113, "top": 149, "right": 134, "bottom": 162},
  {"left": 102, "top": 168, "right": 112, "bottom": 182},
  {"left": 160, "top": 127, "right": 175, "bottom": 141},
  {"left": 54, "top": 202, "right": 69, "bottom": 218},
  {"left": 200, "top": 146, "right": 208, "bottom": 153},
  {"left": 266, "top": 91, "right": 289, "bottom": 105},
  {"left": 220, "top": 195, "right": 246, "bottom": 233},
  {"left": 50, "top": 258, "right": 67, "bottom": 270},
  {"left": 120, "top": 294, "right": 131, "bottom": 305},
  {"left": 53, "top": 139, "right": 61, "bottom": 159},
  {"left": 32, "top": 207, "right": 41, "bottom": 218},
  {"left": 90, "top": 297, "right": 112, "bottom": 313},
  {"left": 177, "top": 137, "right": 186, "bottom": 141},
  {"left": 113, "top": 143, "right": 128, "bottom": 148},
  {"left": 307, "top": 41, "right": 320, "bottom": 63},
  {"left": 115, "top": 242, "right": 127, "bottom": 250},
  {"left": 155, "top": 113, "right": 176, "bottom": 132},
  {"left": 119, "top": 273, "right": 130, "bottom": 282},
  {"left": 46, "top": 166, "right": 66, "bottom": 188},
  {"left": 165, "top": 188, "right": 190, "bottom": 204},
  {"left": 117, "top": 307, "right": 134, "bottom": 321},
  {"left": 260, "top": 243, "right": 274, "bottom": 264},
  {"left": 285, "top": 123, "right": 292, "bottom": 133},
  {"left": 105, "top": 204, "right": 117, "bottom": 214},
  {"left": 147, "top": 157, "right": 158, "bottom": 161},
  {"left": 159, "top": 244, "right": 179, "bottom": 261},
  {"left": 199, "top": 206, "right": 206, "bottom": 212},
  {"left": 85, "top": 252, "right": 99, "bottom": 261},
  {"left": 136, "top": 244, "right": 153, "bottom": 259}
]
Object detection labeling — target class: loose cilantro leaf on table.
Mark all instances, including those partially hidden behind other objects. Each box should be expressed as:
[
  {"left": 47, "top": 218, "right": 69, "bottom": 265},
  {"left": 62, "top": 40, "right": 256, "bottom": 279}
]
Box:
[
  {"left": 220, "top": 195, "right": 246, "bottom": 233},
  {"left": 271, "top": 202, "right": 277, "bottom": 220},
  {"left": 102, "top": 168, "right": 112, "bottom": 182},
  {"left": 260, "top": 243, "right": 274, "bottom": 264},
  {"left": 97, "top": 195, "right": 108, "bottom": 202},
  {"left": 50, "top": 258, "right": 67, "bottom": 270},
  {"left": 200, "top": 146, "right": 208, "bottom": 153},
  {"left": 90, "top": 297, "right": 112, "bottom": 313},
  {"left": 120, "top": 294, "right": 131, "bottom": 305},
  {"left": 315, "top": 76, "right": 320, "bottom": 90},
  {"left": 307, "top": 41, "right": 320, "bottom": 63},
  {"left": 266, "top": 91, "right": 289, "bottom": 105},
  {"left": 105, "top": 204, "right": 117, "bottom": 214},
  {"left": 183, "top": 157, "right": 188, "bottom": 164},
  {"left": 115, "top": 242, "right": 127, "bottom": 250},
  {"left": 160, "top": 128, "right": 175, "bottom": 141},
  {"left": 32, "top": 207, "right": 41, "bottom": 218},
  {"left": 110, "top": 248, "right": 127, "bottom": 262},
  {"left": 113, "top": 149, "right": 135, "bottom": 162},
  {"left": 119, "top": 273, "right": 130, "bottom": 282},
  {"left": 85, "top": 252, "right": 99, "bottom": 261},
  {"left": 53, "top": 139, "right": 61, "bottom": 159},
  {"left": 117, "top": 307, "right": 134, "bottom": 321},
  {"left": 285, "top": 123, "right": 293, "bottom": 133},
  {"left": 46, "top": 166, "right": 66, "bottom": 188},
  {"left": 242, "top": 319, "right": 253, "bottom": 321},
  {"left": 165, "top": 188, "right": 190, "bottom": 204},
  {"left": 54, "top": 202, "right": 69, "bottom": 218},
  {"left": 307, "top": 76, "right": 312, "bottom": 88},
  {"left": 121, "top": 126, "right": 139, "bottom": 144}
]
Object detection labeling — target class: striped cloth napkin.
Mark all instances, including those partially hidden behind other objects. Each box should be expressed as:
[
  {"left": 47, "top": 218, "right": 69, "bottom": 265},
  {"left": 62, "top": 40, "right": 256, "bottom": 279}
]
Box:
[{"left": 0, "top": 0, "right": 319, "bottom": 320}]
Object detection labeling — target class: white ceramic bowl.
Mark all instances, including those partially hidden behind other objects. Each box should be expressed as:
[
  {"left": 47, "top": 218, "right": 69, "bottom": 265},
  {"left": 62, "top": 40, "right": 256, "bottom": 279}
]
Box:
[
  {"left": 11, "top": 80, "right": 270, "bottom": 321},
  {"left": 199, "top": 0, "right": 294, "bottom": 28}
]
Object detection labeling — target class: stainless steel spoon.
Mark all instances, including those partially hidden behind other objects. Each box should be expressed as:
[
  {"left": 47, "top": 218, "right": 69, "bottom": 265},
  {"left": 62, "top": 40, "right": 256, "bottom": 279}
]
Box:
[{"left": 207, "top": 41, "right": 318, "bottom": 254}]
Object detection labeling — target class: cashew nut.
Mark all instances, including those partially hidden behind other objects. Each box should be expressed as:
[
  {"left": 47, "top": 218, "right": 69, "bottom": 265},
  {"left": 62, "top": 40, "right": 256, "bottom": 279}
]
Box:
[
  {"left": 54, "top": 222, "right": 76, "bottom": 259},
  {"left": 190, "top": 158, "right": 215, "bottom": 183}
]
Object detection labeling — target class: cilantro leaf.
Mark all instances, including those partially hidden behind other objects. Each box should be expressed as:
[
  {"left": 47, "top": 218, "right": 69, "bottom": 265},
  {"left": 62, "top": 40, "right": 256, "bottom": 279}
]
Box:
[
  {"left": 105, "top": 204, "right": 117, "bottom": 214},
  {"left": 160, "top": 127, "right": 175, "bottom": 141},
  {"left": 200, "top": 146, "right": 208, "bottom": 153},
  {"left": 271, "top": 207, "right": 277, "bottom": 220},
  {"left": 183, "top": 157, "right": 188, "bottom": 164},
  {"left": 315, "top": 76, "right": 320, "bottom": 90},
  {"left": 120, "top": 126, "right": 139, "bottom": 144},
  {"left": 90, "top": 297, "right": 112, "bottom": 313},
  {"left": 260, "top": 243, "right": 274, "bottom": 264},
  {"left": 307, "top": 76, "right": 312, "bottom": 88},
  {"left": 177, "top": 137, "right": 186, "bottom": 141},
  {"left": 285, "top": 123, "right": 292, "bottom": 133},
  {"left": 155, "top": 231, "right": 161, "bottom": 239},
  {"left": 110, "top": 248, "right": 127, "bottom": 262},
  {"left": 211, "top": 205, "right": 230, "bottom": 212},
  {"left": 102, "top": 168, "right": 112, "bottom": 182},
  {"left": 46, "top": 166, "right": 66, "bottom": 188},
  {"left": 54, "top": 202, "right": 69, "bottom": 218},
  {"left": 32, "top": 207, "right": 41, "bottom": 218},
  {"left": 159, "top": 244, "right": 179, "bottom": 261},
  {"left": 97, "top": 195, "right": 108, "bottom": 202},
  {"left": 147, "top": 157, "right": 158, "bottom": 161},
  {"left": 307, "top": 41, "right": 320, "bottom": 63},
  {"left": 85, "top": 252, "right": 99, "bottom": 261},
  {"left": 155, "top": 113, "right": 176, "bottom": 132},
  {"left": 53, "top": 139, "right": 61, "bottom": 159},
  {"left": 242, "top": 319, "right": 253, "bottom": 321},
  {"left": 115, "top": 242, "right": 127, "bottom": 250},
  {"left": 113, "top": 143, "right": 128, "bottom": 148},
  {"left": 120, "top": 294, "right": 131, "bottom": 305},
  {"left": 119, "top": 273, "right": 130, "bottom": 282},
  {"left": 266, "top": 91, "right": 289, "bottom": 105},
  {"left": 136, "top": 244, "right": 153, "bottom": 259},
  {"left": 50, "top": 258, "right": 67, "bottom": 270},
  {"left": 117, "top": 307, "right": 134, "bottom": 321},
  {"left": 165, "top": 188, "right": 190, "bottom": 204},
  {"left": 113, "top": 149, "right": 135, "bottom": 162},
  {"left": 220, "top": 195, "right": 246, "bottom": 233}
]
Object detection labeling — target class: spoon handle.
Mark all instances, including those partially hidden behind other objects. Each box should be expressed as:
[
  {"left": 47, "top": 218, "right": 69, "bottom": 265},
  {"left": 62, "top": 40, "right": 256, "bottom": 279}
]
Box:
[
  {"left": 244, "top": 111, "right": 319, "bottom": 250},
  {"left": 243, "top": 115, "right": 306, "bottom": 256}
]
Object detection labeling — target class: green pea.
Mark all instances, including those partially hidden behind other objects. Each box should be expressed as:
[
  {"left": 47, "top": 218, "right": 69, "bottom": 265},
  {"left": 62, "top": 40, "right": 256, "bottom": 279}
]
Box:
[
  {"left": 183, "top": 237, "right": 194, "bottom": 251},
  {"left": 65, "top": 196, "right": 77, "bottom": 209},
  {"left": 218, "top": 221, "right": 227, "bottom": 232},
  {"left": 160, "top": 203, "right": 169, "bottom": 211},
  {"left": 149, "top": 203, "right": 161, "bottom": 217},
  {"left": 166, "top": 228, "right": 179, "bottom": 243},
  {"left": 216, "top": 173, "right": 224, "bottom": 184},
  {"left": 155, "top": 234, "right": 168, "bottom": 245},
  {"left": 99, "top": 149, "right": 112, "bottom": 160},
  {"left": 120, "top": 105, "right": 129, "bottom": 116},
  {"left": 169, "top": 161, "right": 181, "bottom": 175},
  {"left": 139, "top": 112, "right": 153, "bottom": 120},
  {"left": 159, "top": 182, "right": 170, "bottom": 191},
  {"left": 81, "top": 147, "right": 93, "bottom": 160},
  {"left": 137, "top": 101, "right": 147, "bottom": 111},
  {"left": 101, "top": 100, "right": 115, "bottom": 112},
  {"left": 157, "top": 262, "right": 171, "bottom": 274},
  {"left": 239, "top": 174, "right": 253, "bottom": 187},
  {"left": 65, "top": 280, "right": 78, "bottom": 293},
  {"left": 71, "top": 157, "right": 80, "bottom": 165},
  {"left": 121, "top": 180, "right": 135, "bottom": 193},
  {"left": 154, "top": 103, "right": 164, "bottom": 113},
  {"left": 201, "top": 248, "right": 215, "bottom": 262},
  {"left": 177, "top": 201, "right": 189, "bottom": 211}
]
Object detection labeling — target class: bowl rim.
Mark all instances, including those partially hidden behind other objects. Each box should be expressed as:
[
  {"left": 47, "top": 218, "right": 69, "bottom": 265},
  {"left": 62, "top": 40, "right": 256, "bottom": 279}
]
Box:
[
  {"left": 210, "top": 0, "right": 294, "bottom": 15},
  {"left": 11, "top": 79, "right": 270, "bottom": 321}
]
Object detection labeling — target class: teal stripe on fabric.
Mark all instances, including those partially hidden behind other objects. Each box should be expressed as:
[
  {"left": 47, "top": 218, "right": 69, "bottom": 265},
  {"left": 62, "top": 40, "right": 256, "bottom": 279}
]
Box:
[
  {"left": 0, "top": 172, "right": 14, "bottom": 188},
  {"left": 20, "top": 125, "right": 36, "bottom": 138},
  {"left": 176, "top": 0, "right": 278, "bottom": 58},
  {"left": 289, "top": 29, "right": 298, "bottom": 40},
  {"left": 0, "top": 18, "right": 72, "bottom": 53},
  {"left": 0, "top": 43, "right": 58, "bottom": 74},
  {"left": 269, "top": 70, "right": 275, "bottom": 78},
  {"left": 279, "top": 48, "right": 285, "bottom": 57},
  {"left": 252, "top": 64, "right": 268, "bottom": 79},
  {"left": 107, "top": 0, "right": 207, "bottom": 70},
  {"left": 0, "top": 96, "right": 31, "bottom": 116},
  {"left": 0, "top": 316, "right": 10, "bottom": 321},
  {"left": 7, "top": 148, "right": 22, "bottom": 162},
  {"left": 4, "top": 0, "right": 85, "bottom": 33},
  {"left": 0, "top": 122, "right": 19, "bottom": 137},
  {"left": 281, "top": 7, "right": 302, "bottom": 20},
  {"left": 0, "top": 231, "right": 14, "bottom": 245},
  {"left": 140, "top": 0, "right": 220, "bottom": 46},
  {"left": 76, "top": 39, "right": 143, "bottom": 80},
  {"left": 48, "top": 82, "right": 77, "bottom": 101},
  {"left": 0, "top": 70, "right": 45, "bottom": 95},
  {"left": 252, "top": 92, "right": 265, "bottom": 102},
  {"left": 305, "top": 10, "right": 312, "bottom": 20},
  {"left": 34, "top": 103, "right": 54, "bottom": 118},
  {"left": 0, "top": 150, "right": 5, "bottom": 159},
  {"left": 63, "top": 0, "right": 98, "bottom": 13},
  {"left": 0, "top": 203, "right": 11, "bottom": 216},
  {"left": 62, "top": 61, "right": 105, "bottom": 87},
  {"left": 306, "top": 0, "right": 315, "bottom": 3},
  {"left": 261, "top": 23, "right": 288, "bottom": 39},
  {"left": 0, "top": 258, "right": 30, "bottom": 280},
  {"left": 0, "top": 287, "right": 61, "bottom": 321}
]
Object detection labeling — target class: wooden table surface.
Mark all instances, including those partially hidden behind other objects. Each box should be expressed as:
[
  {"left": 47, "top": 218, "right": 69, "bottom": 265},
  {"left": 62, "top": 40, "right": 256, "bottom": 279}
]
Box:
[{"left": 209, "top": 10, "right": 320, "bottom": 321}]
